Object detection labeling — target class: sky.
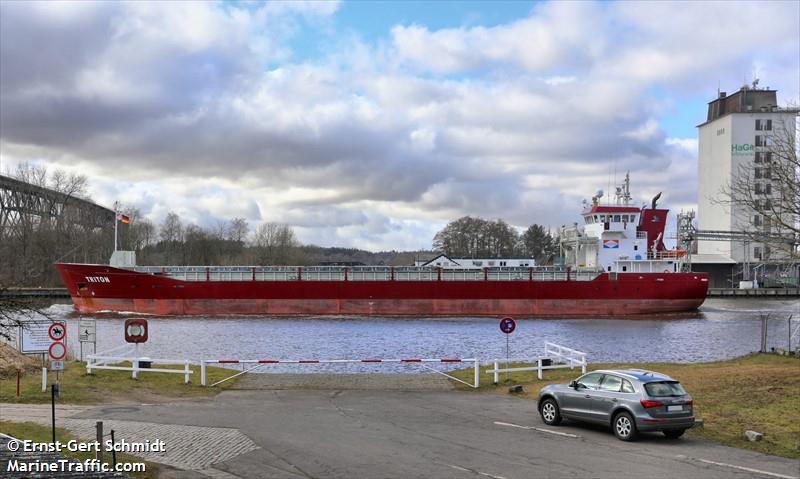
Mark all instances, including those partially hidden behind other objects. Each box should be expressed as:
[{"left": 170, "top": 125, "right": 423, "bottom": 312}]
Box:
[{"left": 1, "top": 0, "right": 798, "bottom": 251}]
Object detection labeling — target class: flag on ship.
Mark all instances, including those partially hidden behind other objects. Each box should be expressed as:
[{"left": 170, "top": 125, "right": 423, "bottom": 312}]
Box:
[
  {"left": 116, "top": 212, "right": 130, "bottom": 224},
  {"left": 602, "top": 239, "right": 619, "bottom": 249}
]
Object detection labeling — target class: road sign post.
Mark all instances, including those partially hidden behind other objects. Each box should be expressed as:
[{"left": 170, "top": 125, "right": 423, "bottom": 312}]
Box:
[{"left": 499, "top": 317, "right": 516, "bottom": 383}]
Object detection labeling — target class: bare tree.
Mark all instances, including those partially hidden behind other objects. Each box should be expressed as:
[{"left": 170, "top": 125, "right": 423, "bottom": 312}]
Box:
[
  {"left": 722, "top": 113, "right": 799, "bottom": 259},
  {"left": 251, "top": 222, "right": 298, "bottom": 264}
]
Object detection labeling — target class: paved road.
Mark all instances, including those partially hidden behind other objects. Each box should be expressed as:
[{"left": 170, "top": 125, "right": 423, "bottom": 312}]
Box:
[{"left": 57, "top": 387, "right": 798, "bottom": 479}]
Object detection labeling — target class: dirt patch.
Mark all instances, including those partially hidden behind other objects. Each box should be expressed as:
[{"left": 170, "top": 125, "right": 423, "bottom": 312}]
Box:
[
  {"left": 233, "top": 373, "right": 454, "bottom": 391},
  {"left": 0, "top": 343, "right": 41, "bottom": 379}
]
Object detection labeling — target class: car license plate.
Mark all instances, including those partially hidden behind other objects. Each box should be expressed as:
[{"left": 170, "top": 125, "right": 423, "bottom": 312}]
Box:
[{"left": 668, "top": 405, "right": 683, "bottom": 412}]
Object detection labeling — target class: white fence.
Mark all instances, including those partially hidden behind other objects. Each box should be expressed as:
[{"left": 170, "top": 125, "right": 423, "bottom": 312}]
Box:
[
  {"left": 485, "top": 342, "right": 587, "bottom": 384},
  {"left": 200, "top": 357, "right": 480, "bottom": 388},
  {"left": 86, "top": 344, "right": 193, "bottom": 383}
]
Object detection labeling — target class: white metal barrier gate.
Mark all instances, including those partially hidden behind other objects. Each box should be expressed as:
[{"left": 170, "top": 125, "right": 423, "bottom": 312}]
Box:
[
  {"left": 485, "top": 341, "right": 588, "bottom": 383},
  {"left": 86, "top": 344, "right": 193, "bottom": 383},
  {"left": 201, "top": 357, "right": 481, "bottom": 388}
]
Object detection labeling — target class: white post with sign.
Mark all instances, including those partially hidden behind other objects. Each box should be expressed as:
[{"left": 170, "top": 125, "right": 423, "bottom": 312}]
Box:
[
  {"left": 48, "top": 322, "right": 67, "bottom": 378},
  {"left": 78, "top": 319, "right": 97, "bottom": 362}
]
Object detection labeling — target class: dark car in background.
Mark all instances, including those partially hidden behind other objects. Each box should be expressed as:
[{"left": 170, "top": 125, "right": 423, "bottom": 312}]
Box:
[{"left": 537, "top": 369, "right": 695, "bottom": 441}]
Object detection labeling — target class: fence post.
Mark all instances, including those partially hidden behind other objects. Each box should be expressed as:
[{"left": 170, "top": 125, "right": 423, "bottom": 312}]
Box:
[
  {"left": 581, "top": 355, "right": 587, "bottom": 374},
  {"left": 41, "top": 367, "right": 47, "bottom": 392},
  {"left": 493, "top": 360, "right": 499, "bottom": 385},
  {"left": 95, "top": 421, "right": 104, "bottom": 463},
  {"left": 537, "top": 358, "right": 543, "bottom": 380},
  {"left": 132, "top": 359, "right": 138, "bottom": 380},
  {"left": 201, "top": 361, "right": 206, "bottom": 386},
  {"left": 184, "top": 360, "right": 190, "bottom": 384},
  {"left": 473, "top": 360, "right": 480, "bottom": 388}
]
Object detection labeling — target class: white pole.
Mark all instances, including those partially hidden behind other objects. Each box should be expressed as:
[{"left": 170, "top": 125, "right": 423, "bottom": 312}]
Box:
[
  {"left": 41, "top": 367, "right": 47, "bottom": 392},
  {"left": 201, "top": 361, "right": 207, "bottom": 386},
  {"left": 537, "top": 358, "right": 543, "bottom": 380},
  {"left": 493, "top": 360, "right": 499, "bottom": 385},
  {"left": 473, "top": 360, "right": 479, "bottom": 388},
  {"left": 184, "top": 360, "right": 190, "bottom": 384},
  {"left": 132, "top": 343, "right": 139, "bottom": 379}
]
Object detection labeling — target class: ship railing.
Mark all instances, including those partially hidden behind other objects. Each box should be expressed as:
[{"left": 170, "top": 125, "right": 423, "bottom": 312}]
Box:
[
  {"left": 485, "top": 341, "right": 588, "bottom": 383},
  {"left": 128, "top": 265, "right": 600, "bottom": 282}
]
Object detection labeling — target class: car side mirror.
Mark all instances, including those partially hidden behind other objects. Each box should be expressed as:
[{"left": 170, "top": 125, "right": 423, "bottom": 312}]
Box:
[{"left": 569, "top": 380, "right": 578, "bottom": 389}]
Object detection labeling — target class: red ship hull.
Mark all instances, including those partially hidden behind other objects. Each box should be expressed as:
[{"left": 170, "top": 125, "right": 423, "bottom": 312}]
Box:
[{"left": 55, "top": 263, "right": 709, "bottom": 317}]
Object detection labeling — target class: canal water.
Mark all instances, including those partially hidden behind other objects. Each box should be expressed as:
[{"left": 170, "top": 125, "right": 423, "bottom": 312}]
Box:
[{"left": 14, "top": 298, "right": 800, "bottom": 372}]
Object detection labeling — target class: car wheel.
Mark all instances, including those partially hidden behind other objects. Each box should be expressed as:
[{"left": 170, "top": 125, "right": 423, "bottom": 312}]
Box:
[
  {"left": 540, "top": 398, "right": 562, "bottom": 426},
  {"left": 663, "top": 429, "right": 686, "bottom": 439},
  {"left": 613, "top": 412, "right": 638, "bottom": 441}
]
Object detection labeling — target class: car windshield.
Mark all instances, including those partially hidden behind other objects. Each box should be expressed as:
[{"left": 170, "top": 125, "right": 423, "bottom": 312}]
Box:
[{"left": 644, "top": 381, "right": 687, "bottom": 397}]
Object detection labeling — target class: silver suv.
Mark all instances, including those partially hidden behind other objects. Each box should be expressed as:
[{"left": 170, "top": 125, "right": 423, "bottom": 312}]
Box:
[{"left": 537, "top": 369, "right": 695, "bottom": 441}]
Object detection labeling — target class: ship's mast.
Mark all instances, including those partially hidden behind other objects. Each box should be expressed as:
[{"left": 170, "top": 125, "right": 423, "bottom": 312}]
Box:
[{"left": 615, "top": 172, "right": 631, "bottom": 206}]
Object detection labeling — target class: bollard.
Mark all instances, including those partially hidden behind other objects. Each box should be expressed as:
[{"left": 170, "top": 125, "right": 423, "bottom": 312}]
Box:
[
  {"left": 132, "top": 359, "right": 138, "bottom": 380},
  {"left": 537, "top": 358, "right": 543, "bottom": 380},
  {"left": 41, "top": 367, "right": 47, "bottom": 392},
  {"left": 200, "top": 360, "right": 207, "bottom": 386},
  {"left": 493, "top": 360, "right": 499, "bottom": 385},
  {"left": 184, "top": 360, "right": 190, "bottom": 384},
  {"left": 16, "top": 370, "right": 21, "bottom": 397},
  {"left": 95, "top": 421, "right": 104, "bottom": 463},
  {"left": 473, "top": 360, "right": 480, "bottom": 388}
]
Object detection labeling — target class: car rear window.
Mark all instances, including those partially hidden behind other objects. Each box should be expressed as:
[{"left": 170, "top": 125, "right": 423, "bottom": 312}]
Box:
[{"left": 644, "top": 381, "right": 687, "bottom": 397}]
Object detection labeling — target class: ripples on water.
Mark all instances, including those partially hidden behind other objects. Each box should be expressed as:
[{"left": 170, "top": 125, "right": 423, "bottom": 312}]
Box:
[{"left": 12, "top": 298, "right": 800, "bottom": 373}]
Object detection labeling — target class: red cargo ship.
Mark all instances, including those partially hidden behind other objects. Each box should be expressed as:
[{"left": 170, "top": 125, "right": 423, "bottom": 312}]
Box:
[{"left": 55, "top": 177, "right": 708, "bottom": 317}]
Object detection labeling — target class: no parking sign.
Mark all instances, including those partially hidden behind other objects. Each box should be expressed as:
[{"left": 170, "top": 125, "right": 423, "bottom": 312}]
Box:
[{"left": 499, "top": 317, "right": 516, "bottom": 334}]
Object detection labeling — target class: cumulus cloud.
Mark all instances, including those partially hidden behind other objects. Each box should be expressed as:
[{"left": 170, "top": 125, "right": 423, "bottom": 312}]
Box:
[{"left": 1, "top": 0, "right": 797, "bottom": 250}]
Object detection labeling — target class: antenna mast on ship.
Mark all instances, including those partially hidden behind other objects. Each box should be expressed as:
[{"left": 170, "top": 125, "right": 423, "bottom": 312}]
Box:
[{"left": 615, "top": 172, "right": 632, "bottom": 206}]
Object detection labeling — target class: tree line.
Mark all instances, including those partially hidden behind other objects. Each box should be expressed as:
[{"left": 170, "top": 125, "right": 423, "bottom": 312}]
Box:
[{"left": 432, "top": 216, "right": 559, "bottom": 264}]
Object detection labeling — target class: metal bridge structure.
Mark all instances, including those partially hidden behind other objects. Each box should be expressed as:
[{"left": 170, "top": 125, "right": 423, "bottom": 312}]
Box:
[
  {"left": 0, "top": 174, "right": 114, "bottom": 242},
  {"left": 677, "top": 210, "right": 798, "bottom": 279}
]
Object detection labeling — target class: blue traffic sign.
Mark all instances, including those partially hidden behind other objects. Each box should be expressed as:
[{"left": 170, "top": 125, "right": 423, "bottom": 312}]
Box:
[{"left": 499, "top": 317, "right": 516, "bottom": 334}]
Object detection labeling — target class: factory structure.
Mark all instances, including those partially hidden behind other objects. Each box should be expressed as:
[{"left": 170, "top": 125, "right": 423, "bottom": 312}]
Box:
[{"left": 693, "top": 83, "right": 798, "bottom": 287}]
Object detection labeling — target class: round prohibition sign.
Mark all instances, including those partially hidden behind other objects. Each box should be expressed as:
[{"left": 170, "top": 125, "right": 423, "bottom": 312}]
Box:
[
  {"left": 499, "top": 317, "right": 516, "bottom": 334},
  {"left": 48, "top": 322, "right": 66, "bottom": 341},
  {"left": 49, "top": 341, "right": 67, "bottom": 360}
]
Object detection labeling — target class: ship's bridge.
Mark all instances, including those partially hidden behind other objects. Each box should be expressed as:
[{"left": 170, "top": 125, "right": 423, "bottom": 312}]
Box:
[{"left": 581, "top": 205, "right": 642, "bottom": 237}]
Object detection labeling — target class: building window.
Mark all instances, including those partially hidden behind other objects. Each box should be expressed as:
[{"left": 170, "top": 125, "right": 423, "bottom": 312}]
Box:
[
  {"left": 754, "top": 246, "right": 762, "bottom": 260},
  {"left": 765, "top": 119, "right": 772, "bottom": 130},
  {"left": 755, "top": 135, "right": 764, "bottom": 146},
  {"left": 753, "top": 214, "right": 761, "bottom": 226},
  {"left": 754, "top": 168, "right": 762, "bottom": 179},
  {"left": 755, "top": 152, "right": 762, "bottom": 163},
  {"left": 755, "top": 119, "right": 763, "bottom": 130},
  {"left": 500, "top": 261, "right": 507, "bottom": 267},
  {"left": 765, "top": 151, "right": 773, "bottom": 163},
  {"left": 634, "top": 245, "right": 638, "bottom": 251},
  {"left": 613, "top": 215, "right": 621, "bottom": 222},
  {"left": 765, "top": 183, "right": 772, "bottom": 195},
  {"left": 755, "top": 183, "right": 763, "bottom": 194}
]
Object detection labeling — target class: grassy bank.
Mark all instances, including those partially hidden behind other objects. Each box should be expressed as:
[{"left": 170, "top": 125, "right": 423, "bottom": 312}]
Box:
[
  {"left": 0, "top": 420, "right": 167, "bottom": 478},
  {"left": 450, "top": 353, "right": 800, "bottom": 459},
  {"left": 0, "top": 360, "right": 240, "bottom": 404}
]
